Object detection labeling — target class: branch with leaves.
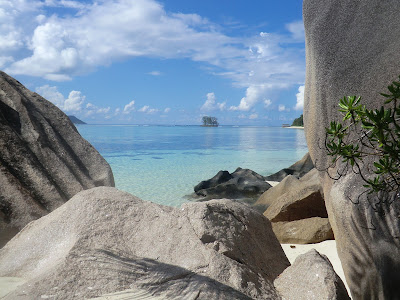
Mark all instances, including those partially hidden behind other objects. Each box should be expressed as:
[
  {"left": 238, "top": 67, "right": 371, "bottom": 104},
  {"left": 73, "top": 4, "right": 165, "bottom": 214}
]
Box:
[{"left": 325, "top": 76, "right": 400, "bottom": 203}]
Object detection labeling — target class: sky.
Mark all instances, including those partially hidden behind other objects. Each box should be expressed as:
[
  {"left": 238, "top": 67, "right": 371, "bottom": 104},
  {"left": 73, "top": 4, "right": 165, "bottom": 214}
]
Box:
[{"left": 1, "top": 0, "right": 305, "bottom": 125}]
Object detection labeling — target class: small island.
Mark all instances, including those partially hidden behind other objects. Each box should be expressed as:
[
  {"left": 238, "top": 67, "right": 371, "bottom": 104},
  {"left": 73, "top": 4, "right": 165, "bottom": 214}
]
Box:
[
  {"left": 201, "top": 116, "right": 219, "bottom": 127},
  {"left": 291, "top": 114, "right": 303, "bottom": 127},
  {"left": 68, "top": 115, "right": 87, "bottom": 125}
]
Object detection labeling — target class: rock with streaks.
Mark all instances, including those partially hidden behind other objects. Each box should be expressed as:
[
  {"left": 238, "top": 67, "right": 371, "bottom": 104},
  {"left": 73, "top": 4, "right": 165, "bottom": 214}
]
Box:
[
  {"left": 0, "top": 71, "right": 114, "bottom": 247},
  {"left": 0, "top": 187, "right": 289, "bottom": 299}
]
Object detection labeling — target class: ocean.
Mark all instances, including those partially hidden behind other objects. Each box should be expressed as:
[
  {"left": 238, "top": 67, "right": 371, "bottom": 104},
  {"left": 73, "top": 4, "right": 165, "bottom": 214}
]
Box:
[{"left": 77, "top": 125, "right": 308, "bottom": 206}]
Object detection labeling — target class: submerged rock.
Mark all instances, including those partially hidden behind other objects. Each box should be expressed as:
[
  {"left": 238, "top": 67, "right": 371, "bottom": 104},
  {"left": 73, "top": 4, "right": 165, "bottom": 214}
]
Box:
[
  {"left": 194, "top": 167, "right": 271, "bottom": 200},
  {"left": 0, "top": 187, "right": 289, "bottom": 299},
  {"left": 265, "top": 152, "right": 314, "bottom": 182},
  {"left": 0, "top": 71, "right": 114, "bottom": 247}
]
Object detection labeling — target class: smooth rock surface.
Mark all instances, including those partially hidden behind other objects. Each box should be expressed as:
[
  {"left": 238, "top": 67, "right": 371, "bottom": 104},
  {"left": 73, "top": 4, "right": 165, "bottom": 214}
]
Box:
[
  {"left": 265, "top": 152, "right": 314, "bottom": 182},
  {"left": 194, "top": 167, "right": 271, "bottom": 200},
  {"left": 271, "top": 217, "right": 334, "bottom": 244},
  {"left": 274, "top": 249, "right": 350, "bottom": 300},
  {"left": 255, "top": 175, "right": 300, "bottom": 208},
  {"left": 303, "top": 1, "right": 400, "bottom": 298},
  {"left": 0, "top": 187, "right": 289, "bottom": 299},
  {"left": 263, "top": 179, "right": 326, "bottom": 222},
  {"left": 0, "top": 71, "right": 114, "bottom": 246}
]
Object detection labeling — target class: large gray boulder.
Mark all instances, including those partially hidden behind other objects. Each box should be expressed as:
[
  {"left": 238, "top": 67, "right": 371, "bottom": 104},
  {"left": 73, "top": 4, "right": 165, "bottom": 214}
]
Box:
[
  {"left": 263, "top": 176, "right": 326, "bottom": 222},
  {"left": 255, "top": 175, "right": 300, "bottom": 208},
  {"left": 0, "top": 187, "right": 289, "bottom": 299},
  {"left": 0, "top": 71, "right": 114, "bottom": 247},
  {"left": 303, "top": 1, "right": 400, "bottom": 298},
  {"left": 274, "top": 249, "right": 350, "bottom": 300}
]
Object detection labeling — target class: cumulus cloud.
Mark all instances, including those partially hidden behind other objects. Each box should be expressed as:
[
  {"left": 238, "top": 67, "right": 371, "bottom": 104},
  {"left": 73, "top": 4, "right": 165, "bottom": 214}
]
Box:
[
  {"left": 230, "top": 85, "right": 277, "bottom": 111},
  {"left": 3, "top": 0, "right": 305, "bottom": 116},
  {"left": 264, "top": 99, "right": 272, "bottom": 108},
  {"left": 36, "top": 85, "right": 84, "bottom": 112},
  {"left": 294, "top": 85, "right": 304, "bottom": 111},
  {"left": 286, "top": 20, "right": 305, "bottom": 41},
  {"left": 139, "top": 105, "right": 159, "bottom": 114},
  {"left": 164, "top": 107, "right": 171, "bottom": 113},
  {"left": 148, "top": 71, "right": 162, "bottom": 76},
  {"left": 249, "top": 113, "right": 258, "bottom": 119},
  {"left": 123, "top": 100, "right": 135, "bottom": 114},
  {"left": 278, "top": 104, "right": 286, "bottom": 112},
  {"left": 201, "top": 92, "right": 226, "bottom": 111},
  {"left": 85, "top": 102, "right": 111, "bottom": 116},
  {"left": 64, "top": 90, "right": 85, "bottom": 112}
]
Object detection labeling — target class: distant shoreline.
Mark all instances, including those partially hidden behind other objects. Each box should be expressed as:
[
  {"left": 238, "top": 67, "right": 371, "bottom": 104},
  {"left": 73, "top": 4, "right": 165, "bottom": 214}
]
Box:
[{"left": 286, "top": 126, "right": 304, "bottom": 129}]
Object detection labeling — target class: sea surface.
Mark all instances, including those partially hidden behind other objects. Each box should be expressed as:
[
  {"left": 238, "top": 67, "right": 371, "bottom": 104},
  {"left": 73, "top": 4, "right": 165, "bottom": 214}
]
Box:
[{"left": 77, "top": 125, "right": 308, "bottom": 206}]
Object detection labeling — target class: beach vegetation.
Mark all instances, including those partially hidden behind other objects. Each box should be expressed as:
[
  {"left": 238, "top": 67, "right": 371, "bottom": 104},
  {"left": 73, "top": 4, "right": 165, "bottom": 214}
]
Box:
[
  {"left": 325, "top": 76, "right": 400, "bottom": 212},
  {"left": 292, "top": 114, "right": 303, "bottom": 127}
]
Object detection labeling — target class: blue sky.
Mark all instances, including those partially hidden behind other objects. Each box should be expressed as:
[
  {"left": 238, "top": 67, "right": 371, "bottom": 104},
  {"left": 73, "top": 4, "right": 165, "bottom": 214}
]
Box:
[{"left": 1, "top": 0, "right": 305, "bottom": 125}]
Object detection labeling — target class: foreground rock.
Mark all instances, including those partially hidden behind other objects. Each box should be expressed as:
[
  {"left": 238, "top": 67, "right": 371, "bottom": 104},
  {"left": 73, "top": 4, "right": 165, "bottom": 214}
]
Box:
[
  {"left": 0, "top": 187, "right": 289, "bottom": 299},
  {"left": 0, "top": 72, "right": 114, "bottom": 247},
  {"left": 274, "top": 249, "right": 350, "bottom": 300},
  {"left": 304, "top": 0, "right": 400, "bottom": 297},
  {"left": 194, "top": 167, "right": 271, "bottom": 200},
  {"left": 265, "top": 152, "right": 314, "bottom": 182}
]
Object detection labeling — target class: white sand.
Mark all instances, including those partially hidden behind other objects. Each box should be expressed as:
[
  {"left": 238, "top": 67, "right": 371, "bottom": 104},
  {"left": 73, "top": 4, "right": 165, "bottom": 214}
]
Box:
[
  {"left": 286, "top": 126, "right": 304, "bottom": 129},
  {"left": 281, "top": 240, "right": 351, "bottom": 298},
  {"left": 266, "top": 180, "right": 280, "bottom": 187}
]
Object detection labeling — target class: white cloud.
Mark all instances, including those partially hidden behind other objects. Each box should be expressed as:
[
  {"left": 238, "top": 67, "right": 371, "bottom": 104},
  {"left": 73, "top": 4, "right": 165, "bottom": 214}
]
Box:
[
  {"left": 148, "top": 71, "right": 162, "bottom": 76},
  {"left": 2, "top": 0, "right": 305, "bottom": 116},
  {"left": 36, "top": 85, "right": 84, "bottom": 112},
  {"left": 123, "top": 100, "right": 135, "bottom": 114},
  {"left": 36, "top": 85, "right": 65, "bottom": 107},
  {"left": 278, "top": 104, "right": 286, "bottom": 112},
  {"left": 264, "top": 99, "right": 272, "bottom": 108},
  {"left": 201, "top": 92, "right": 226, "bottom": 111},
  {"left": 164, "top": 107, "right": 171, "bottom": 113},
  {"left": 64, "top": 90, "right": 85, "bottom": 112},
  {"left": 286, "top": 20, "right": 305, "bottom": 41},
  {"left": 230, "top": 85, "right": 276, "bottom": 111},
  {"left": 249, "top": 113, "right": 258, "bottom": 119},
  {"left": 217, "top": 102, "right": 226, "bottom": 111},
  {"left": 85, "top": 102, "right": 116, "bottom": 117},
  {"left": 294, "top": 85, "right": 304, "bottom": 111},
  {"left": 139, "top": 105, "right": 158, "bottom": 114}
]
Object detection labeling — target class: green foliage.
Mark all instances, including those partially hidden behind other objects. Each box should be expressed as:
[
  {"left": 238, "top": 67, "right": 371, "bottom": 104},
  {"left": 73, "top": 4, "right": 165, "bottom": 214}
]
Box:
[
  {"left": 325, "top": 76, "right": 400, "bottom": 196},
  {"left": 202, "top": 116, "right": 219, "bottom": 126},
  {"left": 291, "top": 114, "right": 304, "bottom": 127}
]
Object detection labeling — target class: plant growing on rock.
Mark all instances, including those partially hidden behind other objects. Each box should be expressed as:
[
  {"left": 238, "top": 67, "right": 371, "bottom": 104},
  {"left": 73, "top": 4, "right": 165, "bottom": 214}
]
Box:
[{"left": 325, "top": 76, "right": 400, "bottom": 213}]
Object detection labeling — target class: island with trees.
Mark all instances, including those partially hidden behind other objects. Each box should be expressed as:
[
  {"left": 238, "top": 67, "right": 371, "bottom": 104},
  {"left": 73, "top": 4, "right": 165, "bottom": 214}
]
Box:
[
  {"left": 291, "top": 114, "right": 303, "bottom": 127},
  {"left": 201, "top": 116, "right": 219, "bottom": 127}
]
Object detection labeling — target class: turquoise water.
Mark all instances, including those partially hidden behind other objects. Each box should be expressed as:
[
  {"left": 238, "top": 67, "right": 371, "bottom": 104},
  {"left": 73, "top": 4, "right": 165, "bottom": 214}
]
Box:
[{"left": 77, "top": 125, "right": 308, "bottom": 206}]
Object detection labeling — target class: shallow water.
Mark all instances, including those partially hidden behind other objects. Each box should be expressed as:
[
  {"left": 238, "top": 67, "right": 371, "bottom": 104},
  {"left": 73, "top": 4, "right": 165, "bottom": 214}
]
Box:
[{"left": 77, "top": 125, "right": 308, "bottom": 206}]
